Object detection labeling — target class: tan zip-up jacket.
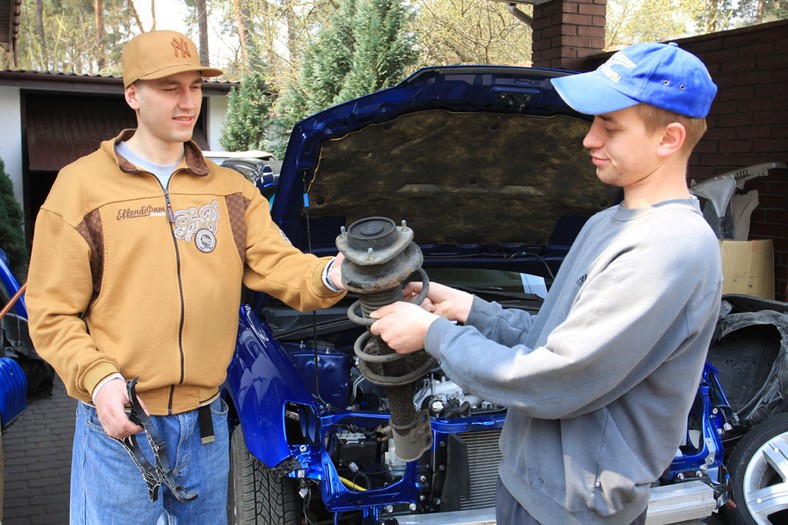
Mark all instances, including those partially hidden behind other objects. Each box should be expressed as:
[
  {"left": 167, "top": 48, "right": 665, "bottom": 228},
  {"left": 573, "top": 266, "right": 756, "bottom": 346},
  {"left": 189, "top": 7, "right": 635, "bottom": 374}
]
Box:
[{"left": 26, "top": 130, "right": 346, "bottom": 415}]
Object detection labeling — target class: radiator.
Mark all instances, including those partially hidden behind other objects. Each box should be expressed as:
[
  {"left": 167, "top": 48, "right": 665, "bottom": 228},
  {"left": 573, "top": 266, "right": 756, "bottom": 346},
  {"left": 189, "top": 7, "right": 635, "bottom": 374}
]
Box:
[{"left": 459, "top": 429, "right": 502, "bottom": 510}]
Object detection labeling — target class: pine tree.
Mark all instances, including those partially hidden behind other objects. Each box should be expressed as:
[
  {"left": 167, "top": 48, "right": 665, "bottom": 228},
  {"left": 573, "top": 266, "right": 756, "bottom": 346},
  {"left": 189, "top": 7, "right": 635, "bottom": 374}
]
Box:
[
  {"left": 271, "top": 0, "right": 358, "bottom": 156},
  {"left": 272, "top": 0, "right": 417, "bottom": 156},
  {"left": 0, "top": 158, "right": 29, "bottom": 279},
  {"left": 219, "top": 49, "right": 275, "bottom": 152},
  {"left": 339, "top": 0, "right": 417, "bottom": 101}
]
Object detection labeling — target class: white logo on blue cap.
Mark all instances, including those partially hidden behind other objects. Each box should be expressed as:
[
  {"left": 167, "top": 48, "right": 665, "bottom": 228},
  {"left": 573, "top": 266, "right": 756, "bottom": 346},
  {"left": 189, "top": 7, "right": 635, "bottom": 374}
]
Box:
[{"left": 599, "top": 53, "right": 637, "bottom": 83}]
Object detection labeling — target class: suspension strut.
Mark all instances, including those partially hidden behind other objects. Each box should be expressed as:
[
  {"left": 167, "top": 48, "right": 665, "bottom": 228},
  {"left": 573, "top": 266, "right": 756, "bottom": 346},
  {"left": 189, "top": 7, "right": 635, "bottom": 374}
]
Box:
[{"left": 337, "top": 217, "right": 436, "bottom": 462}]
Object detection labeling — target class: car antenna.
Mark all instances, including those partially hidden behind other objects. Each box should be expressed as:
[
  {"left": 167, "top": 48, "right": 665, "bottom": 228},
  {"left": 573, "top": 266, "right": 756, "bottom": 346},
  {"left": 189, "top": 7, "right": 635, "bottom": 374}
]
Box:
[{"left": 302, "top": 172, "right": 331, "bottom": 410}]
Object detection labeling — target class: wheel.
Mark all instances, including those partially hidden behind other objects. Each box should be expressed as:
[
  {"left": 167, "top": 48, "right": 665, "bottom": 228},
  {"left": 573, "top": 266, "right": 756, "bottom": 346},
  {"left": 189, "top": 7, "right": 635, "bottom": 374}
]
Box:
[
  {"left": 726, "top": 412, "right": 788, "bottom": 525},
  {"left": 227, "top": 425, "right": 301, "bottom": 525}
]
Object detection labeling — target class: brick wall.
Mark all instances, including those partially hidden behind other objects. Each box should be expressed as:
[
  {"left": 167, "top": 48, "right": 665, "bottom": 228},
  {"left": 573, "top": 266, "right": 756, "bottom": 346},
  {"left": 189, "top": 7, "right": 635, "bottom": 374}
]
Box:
[
  {"left": 544, "top": 14, "right": 788, "bottom": 299},
  {"left": 679, "top": 20, "right": 788, "bottom": 301},
  {"left": 532, "top": 0, "right": 607, "bottom": 69}
]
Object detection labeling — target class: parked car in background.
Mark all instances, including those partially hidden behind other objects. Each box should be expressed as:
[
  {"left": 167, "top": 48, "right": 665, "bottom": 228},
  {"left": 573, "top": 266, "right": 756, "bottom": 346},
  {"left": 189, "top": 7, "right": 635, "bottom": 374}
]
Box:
[
  {"left": 203, "top": 150, "right": 281, "bottom": 206},
  {"left": 220, "top": 65, "right": 788, "bottom": 525}
]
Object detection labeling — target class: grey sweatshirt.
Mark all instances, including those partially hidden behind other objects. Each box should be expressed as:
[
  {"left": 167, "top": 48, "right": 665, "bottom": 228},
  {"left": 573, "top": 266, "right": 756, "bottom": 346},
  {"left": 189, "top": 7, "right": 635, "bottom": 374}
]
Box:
[{"left": 424, "top": 198, "right": 722, "bottom": 524}]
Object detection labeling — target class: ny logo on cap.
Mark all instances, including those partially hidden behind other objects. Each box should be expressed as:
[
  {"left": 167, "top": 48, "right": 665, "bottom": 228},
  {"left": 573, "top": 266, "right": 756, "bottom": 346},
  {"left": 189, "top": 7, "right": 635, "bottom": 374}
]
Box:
[{"left": 171, "top": 37, "right": 192, "bottom": 59}]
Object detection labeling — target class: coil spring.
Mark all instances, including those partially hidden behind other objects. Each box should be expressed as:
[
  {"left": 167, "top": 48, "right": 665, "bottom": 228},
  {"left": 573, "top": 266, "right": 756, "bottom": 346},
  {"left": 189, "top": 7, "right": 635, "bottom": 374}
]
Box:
[{"left": 347, "top": 268, "right": 436, "bottom": 386}]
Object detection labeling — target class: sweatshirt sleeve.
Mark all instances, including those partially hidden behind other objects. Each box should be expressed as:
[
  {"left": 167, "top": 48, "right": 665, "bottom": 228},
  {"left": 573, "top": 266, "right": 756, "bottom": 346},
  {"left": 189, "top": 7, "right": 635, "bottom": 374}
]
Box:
[
  {"left": 464, "top": 295, "right": 537, "bottom": 346},
  {"left": 26, "top": 208, "right": 121, "bottom": 400},
  {"left": 241, "top": 187, "right": 346, "bottom": 311},
  {"left": 423, "top": 233, "right": 721, "bottom": 418}
]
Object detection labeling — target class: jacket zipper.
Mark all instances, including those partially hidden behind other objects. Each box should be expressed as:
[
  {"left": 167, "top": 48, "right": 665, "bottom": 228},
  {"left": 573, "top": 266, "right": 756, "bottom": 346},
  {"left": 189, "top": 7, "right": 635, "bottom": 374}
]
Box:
[{"left": 162, "top": 186, "right": 187, "bottom": 414}]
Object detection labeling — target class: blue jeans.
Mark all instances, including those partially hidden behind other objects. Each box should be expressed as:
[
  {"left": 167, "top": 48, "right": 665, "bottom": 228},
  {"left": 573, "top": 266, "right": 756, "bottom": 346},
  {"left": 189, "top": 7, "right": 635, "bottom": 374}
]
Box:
[{"left": 70, "top": 397, "right": 229, "bottom": 525}]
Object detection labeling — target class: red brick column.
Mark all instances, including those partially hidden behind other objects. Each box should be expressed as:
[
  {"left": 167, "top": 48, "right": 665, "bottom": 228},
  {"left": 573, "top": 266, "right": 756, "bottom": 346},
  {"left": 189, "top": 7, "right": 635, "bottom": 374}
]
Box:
[{"left": 532, "top": 0, "right": 607, "bottom": 70}]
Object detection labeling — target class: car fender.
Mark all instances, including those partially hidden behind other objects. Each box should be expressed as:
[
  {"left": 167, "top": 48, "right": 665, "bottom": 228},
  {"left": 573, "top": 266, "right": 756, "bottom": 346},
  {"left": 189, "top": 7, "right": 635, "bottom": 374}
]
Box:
[
  {"left": 708, "top": 294, "right": 788, "bottom": 428},
  {"left": 0, "top": 357, "right": 27, "bottom": 428},
  {"left": 224, "top": 305, "right": 315, "bottom": 467}
]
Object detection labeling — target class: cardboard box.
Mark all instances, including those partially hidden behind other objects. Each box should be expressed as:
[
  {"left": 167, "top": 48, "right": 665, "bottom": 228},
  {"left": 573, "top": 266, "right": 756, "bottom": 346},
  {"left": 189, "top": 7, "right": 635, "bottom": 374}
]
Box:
[{"left": 720, "top": 239, "right": 775, "bottom": 299}]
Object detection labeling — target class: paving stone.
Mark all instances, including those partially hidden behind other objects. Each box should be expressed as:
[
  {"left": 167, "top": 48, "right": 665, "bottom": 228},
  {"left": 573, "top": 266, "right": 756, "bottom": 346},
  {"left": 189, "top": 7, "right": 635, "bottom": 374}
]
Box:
[{"left": 3, "top": 378, "right": 73, "bottom": 524}]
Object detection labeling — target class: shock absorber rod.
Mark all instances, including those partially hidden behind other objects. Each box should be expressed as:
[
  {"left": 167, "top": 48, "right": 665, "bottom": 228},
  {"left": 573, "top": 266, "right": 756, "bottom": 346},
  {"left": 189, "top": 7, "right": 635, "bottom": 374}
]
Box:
[{"left": 337, "top": 217, "right": 435, "bottom": 462}]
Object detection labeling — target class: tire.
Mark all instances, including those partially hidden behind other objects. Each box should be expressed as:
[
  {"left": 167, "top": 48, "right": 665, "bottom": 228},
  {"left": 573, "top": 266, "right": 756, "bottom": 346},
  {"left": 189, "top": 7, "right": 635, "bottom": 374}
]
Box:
[
  {"left": 726, "top": 412, "right": 788, "bottom": 525},
  {"left": 227, "top": 425, "right": 301, "bottom": 525}
]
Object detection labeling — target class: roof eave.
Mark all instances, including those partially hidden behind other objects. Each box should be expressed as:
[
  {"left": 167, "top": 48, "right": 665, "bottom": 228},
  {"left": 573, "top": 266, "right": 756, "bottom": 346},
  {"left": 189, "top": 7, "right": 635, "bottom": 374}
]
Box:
[{"left": 0, "top": 70, "right": 236, "bottom": 95}]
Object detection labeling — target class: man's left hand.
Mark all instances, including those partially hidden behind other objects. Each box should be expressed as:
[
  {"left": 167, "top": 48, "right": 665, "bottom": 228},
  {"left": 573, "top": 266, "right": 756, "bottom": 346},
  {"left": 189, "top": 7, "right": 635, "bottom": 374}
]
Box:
[{"left": 370, "top": 301, "right": 439, "bottom": 354}]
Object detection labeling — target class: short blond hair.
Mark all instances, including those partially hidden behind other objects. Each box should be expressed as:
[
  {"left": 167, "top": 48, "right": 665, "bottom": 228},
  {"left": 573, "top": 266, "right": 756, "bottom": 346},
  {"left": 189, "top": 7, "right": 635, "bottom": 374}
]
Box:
[{"left": 635, "top": 103, "right": 708, "bottom": 154}]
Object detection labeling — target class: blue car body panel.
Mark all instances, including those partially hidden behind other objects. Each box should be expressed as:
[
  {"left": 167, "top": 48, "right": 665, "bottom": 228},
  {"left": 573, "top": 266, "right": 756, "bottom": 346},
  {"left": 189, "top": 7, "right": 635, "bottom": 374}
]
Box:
[
  {"left": 0, "top": 254, "right": 27, "bottom": 427},
  {"left": 225, "top": 305, "right": 315, "bottom": 466},
  {"left": 0, "top": 356, "right": 26, "bottom": 427},
  {"left": 0, "top": 252, "right": 26, "bottom": 319}
]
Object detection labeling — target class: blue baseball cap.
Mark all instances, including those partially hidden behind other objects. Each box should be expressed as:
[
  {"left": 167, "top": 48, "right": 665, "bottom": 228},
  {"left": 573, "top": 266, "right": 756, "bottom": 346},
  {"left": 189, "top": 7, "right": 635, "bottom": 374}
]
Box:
[{"left": 551, "top": 42, "right": 717, "bottom": 118}]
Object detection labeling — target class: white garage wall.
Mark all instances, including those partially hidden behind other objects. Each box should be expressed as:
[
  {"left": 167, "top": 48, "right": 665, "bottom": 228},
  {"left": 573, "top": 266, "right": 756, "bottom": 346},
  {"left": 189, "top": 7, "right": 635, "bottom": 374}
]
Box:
[{"left": 0, "top": 86, "right": 23, "bottom": 212}]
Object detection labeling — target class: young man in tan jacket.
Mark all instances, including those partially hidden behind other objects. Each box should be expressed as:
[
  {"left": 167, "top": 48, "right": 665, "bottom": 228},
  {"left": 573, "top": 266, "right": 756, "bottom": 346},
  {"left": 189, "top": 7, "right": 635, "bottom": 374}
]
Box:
[{"left": 26, "top": 30, "right": 346, "bottom": 524}]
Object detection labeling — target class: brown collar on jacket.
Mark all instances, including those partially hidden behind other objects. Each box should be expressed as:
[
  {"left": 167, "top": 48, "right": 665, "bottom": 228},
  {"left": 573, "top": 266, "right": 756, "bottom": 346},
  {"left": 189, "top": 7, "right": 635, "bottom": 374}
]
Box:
[{"left": 105, "top": 129, "right": 211, "bottom": 177}]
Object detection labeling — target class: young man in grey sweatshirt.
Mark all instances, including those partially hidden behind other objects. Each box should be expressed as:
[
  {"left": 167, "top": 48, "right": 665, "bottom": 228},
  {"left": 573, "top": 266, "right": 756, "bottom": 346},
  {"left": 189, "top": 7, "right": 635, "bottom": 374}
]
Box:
[{"left": 369, "top": 42, "right": 722, "bottom": 524}]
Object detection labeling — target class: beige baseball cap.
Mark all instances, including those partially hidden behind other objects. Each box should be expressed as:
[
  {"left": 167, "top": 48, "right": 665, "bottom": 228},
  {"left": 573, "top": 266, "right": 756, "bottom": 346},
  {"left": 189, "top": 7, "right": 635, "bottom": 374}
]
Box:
[{"left": 122, "top": 30, "right": 223, "bottom": 88}]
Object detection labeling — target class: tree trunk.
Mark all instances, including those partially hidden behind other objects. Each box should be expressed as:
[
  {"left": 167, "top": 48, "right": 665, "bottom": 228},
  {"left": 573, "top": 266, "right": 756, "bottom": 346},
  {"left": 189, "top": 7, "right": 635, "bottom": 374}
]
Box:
[
  {"left": 35, "top": 0, "right": 48, "bottom": 68},
  {"left": 196, "top": 0, "right": 210, "bottom": 65},
  {"left": 127, "top": 0, "right": 145, "bottom": 32},
  {"left": 706, "top": 0, "right": 719, "bottom": 32},
  {"left": 94, "top": 0, "right": 106, "bottom": 71},
  {"left": 233, "top": 0, "right": 249, "bottom": 65},
  {"left": 284, "top": 0, "right": 298, "bottom": 66}
]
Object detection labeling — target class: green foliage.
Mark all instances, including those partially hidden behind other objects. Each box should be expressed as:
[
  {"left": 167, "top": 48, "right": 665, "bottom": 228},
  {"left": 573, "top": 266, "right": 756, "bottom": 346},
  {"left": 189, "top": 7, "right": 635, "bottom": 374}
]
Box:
[
  {"left": 0, "top": 159, "right": 29, "bottom": 279},
  {"left": 271, "top": 0, "right": 418, "bottom": 157},
  {"left": 605, "top": 0, "right": 786, "bottom": 46},
  {"left": 733, "top": 0, "right": 787, "bottom": 25},
  {"left": 413, "top": 0, "right": 532, "bottom": 67},
  {"left": 607, "top": 0, "right": 698, "bottom": 46},
  {"left": 10, "top": 0, "right": 136, "bottom": 74},
  {"left": 338, "top": 0, "right": 418, "bottom": 100},
  {"left": 219, "top": 50, "right": 275, "bottom": 151},
  {"left": 272, "top": 0, "right": 358, "bottom": 145}
]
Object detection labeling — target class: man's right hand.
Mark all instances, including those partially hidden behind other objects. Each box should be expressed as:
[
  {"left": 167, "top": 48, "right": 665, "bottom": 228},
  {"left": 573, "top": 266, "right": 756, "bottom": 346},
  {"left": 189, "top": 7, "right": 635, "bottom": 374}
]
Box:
[
  {"left": 94, "top": 378, "right": 145, "bottom": 439},
  {"left": 402, "top": 281, "right": 474, "bottom": 324}
]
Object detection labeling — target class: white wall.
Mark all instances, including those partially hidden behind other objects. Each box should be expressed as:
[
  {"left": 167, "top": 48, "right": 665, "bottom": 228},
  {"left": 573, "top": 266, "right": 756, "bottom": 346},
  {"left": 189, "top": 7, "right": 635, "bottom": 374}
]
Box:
[
  {"left": 207, "top": 94, "right": 229, "bottom": 151},
  {"left": 0, "top": 86, "right": 23, "bottom": 212}
]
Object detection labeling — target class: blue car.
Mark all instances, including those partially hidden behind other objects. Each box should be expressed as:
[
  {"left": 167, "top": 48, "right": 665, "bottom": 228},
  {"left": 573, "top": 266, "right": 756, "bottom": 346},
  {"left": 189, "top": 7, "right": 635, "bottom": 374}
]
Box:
[
  {"left": 0, "top": 249, "right": 28, "bottom": 428},
  {"left": 221, "top": 65, "right": 788, "bottom": 525},
  {"left": 1, "top": 249, "right": 29, "bottom": 522}
]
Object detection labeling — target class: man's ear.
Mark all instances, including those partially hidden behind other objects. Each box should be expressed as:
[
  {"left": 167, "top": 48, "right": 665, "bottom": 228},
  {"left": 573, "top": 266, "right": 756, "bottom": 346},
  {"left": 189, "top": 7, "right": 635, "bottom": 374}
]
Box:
[
  {"left": 125, "top": 84, "right": 140, "bottom": 111},
  {"left": 656, "top": 122, "right": 686, "bottom": 158}
]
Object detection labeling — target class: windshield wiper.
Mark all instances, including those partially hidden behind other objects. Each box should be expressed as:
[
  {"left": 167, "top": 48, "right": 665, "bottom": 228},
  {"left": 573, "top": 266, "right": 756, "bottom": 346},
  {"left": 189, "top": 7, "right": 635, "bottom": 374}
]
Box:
[{"left": 453, "top": 286, "right": 544, "bottom": 310}]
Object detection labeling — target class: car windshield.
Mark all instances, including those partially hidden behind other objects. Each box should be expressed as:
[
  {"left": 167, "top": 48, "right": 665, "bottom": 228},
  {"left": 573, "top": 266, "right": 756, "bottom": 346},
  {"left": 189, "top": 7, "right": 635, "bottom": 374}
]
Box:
[
  {"left": 262, "top": 267, "right": 546, "bottom": 340},
  {"left": 428, "top": 267, "right": 548, "bottom": 298}
]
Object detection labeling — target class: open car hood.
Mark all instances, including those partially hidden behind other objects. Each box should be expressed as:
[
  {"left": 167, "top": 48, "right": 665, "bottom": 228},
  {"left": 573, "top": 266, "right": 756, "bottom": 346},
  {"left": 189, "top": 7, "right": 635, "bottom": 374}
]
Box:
[{"left": 272, "top": 65, "right": 621, "bottom": 275}]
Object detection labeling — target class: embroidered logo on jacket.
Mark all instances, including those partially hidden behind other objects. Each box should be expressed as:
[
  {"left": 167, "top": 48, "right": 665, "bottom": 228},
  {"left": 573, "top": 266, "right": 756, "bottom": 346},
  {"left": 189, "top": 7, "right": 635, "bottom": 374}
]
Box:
[
  {"left": 173, "top": 200, "right": 220, "bottom": 253},
  {"left": 116, "top": 205, "right": 167, "bottom": 220},
  {"left": 576, "top": 274, "right": 587, "bottom": 287}
]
